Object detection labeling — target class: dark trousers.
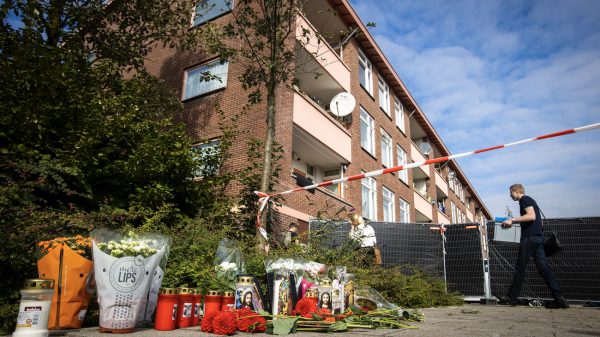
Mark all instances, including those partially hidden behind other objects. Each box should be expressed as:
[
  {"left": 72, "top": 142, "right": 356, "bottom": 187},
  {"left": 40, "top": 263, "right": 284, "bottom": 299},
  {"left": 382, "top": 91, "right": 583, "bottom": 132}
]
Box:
[{"left": 508, "top": 234, "right": 562, "bottom": 300}]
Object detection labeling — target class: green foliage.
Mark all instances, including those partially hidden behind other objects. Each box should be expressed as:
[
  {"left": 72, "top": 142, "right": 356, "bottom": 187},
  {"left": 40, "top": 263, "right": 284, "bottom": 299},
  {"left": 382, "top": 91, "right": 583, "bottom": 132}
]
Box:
[
  {"left": 0, "top": 1, "right": 234, "bottom": 333},
  {"left": 353, "top": 265, "right": 464, "bottom": 308}
]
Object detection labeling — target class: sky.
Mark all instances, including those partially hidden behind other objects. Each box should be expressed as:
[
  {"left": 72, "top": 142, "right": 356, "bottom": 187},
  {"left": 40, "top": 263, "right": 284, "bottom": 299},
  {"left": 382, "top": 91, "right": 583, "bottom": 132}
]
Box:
[{"left": 349, "top": 0, "right": 600, "bottom": 218}]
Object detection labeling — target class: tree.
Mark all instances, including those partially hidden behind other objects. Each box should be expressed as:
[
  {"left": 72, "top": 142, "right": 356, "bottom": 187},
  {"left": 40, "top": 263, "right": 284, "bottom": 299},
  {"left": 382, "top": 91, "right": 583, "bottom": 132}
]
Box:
[
  {"left": 197, "top": 0, "right": 353, "bottom": 236},
  {"left": 0, "top": 1, "right": 234, "bottom": 332}
]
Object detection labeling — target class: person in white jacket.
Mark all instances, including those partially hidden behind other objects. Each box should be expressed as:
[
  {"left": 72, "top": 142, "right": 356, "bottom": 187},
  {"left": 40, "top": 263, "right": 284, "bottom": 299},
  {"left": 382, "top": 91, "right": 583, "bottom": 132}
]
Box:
[
  {"left": 348, "top": 212, "right": 379, "bottom": 265},
  {"left": 349, "top": 213, "right": 376, "bottom": 248}
]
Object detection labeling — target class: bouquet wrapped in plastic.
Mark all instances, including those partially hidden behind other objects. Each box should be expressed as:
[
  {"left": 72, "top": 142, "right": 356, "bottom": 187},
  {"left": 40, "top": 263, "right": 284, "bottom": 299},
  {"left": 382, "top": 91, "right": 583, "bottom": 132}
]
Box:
[
  {"left": 91, "top": 229, "right": 170, "bottom": 333},
  {"left": 213, "top": 238, "right": 245, "bottom": 291},
  {"left": 37, "top": 235, "right": 94, "bottom": 329}
]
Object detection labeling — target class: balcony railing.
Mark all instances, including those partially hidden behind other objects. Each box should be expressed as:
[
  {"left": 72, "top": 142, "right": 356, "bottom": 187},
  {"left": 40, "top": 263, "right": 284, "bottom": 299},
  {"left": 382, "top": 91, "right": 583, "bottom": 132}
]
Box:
[
  {"left": 410, "top": 142, "right": 430, "bottom": 178},
  {"left": 295, "top": 14, "right": 351, "bottom": 92},
  {"left": 434, "top": 170, "right": 448, "bottom": 196},
  {"left": 292, "top": 91, "right": 352, "bottom": 162},
  {"left": 413, "top": 191, "right": 433, "bottom": 221},
  {"left": 466, "top": 209, "right": 474, "bottom": 222},
  {"left": 437, "top": 210, "right": 450, "bottom": 224}
]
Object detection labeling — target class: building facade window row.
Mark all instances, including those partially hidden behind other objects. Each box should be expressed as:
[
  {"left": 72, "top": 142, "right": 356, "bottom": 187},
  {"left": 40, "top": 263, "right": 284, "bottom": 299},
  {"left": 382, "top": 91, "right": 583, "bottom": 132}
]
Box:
[{"left": 362, "top": 175, "right": 411, "bottom": 223}]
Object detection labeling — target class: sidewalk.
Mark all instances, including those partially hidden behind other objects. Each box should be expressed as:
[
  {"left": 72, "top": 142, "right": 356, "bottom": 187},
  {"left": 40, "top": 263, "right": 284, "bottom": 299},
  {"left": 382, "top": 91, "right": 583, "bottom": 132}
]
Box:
[{"left": 54, "top": 304, "right": 600, "bottom": 337}]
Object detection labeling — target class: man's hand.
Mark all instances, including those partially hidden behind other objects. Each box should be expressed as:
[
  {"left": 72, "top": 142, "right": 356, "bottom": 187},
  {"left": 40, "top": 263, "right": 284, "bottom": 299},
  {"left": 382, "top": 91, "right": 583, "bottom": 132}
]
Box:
[{"left": 502, "top": 218, "right": 513, "bottom": 228}]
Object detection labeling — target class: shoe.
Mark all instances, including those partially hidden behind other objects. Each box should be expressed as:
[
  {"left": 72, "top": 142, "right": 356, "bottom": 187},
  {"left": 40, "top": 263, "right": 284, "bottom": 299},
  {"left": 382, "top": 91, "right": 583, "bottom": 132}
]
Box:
[
  {"left": 556, "top": 296, "right": 570, "bottom": 309},
  {"left": 497, "top": 295, "right": 518, "bottom": 306},
  {"left": 545, "top": 296, "right": 569, "bottom": 309}
]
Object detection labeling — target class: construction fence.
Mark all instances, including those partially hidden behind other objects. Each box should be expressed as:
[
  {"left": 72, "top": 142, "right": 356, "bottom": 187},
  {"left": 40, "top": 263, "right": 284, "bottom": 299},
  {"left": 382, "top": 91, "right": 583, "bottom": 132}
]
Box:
[{"left": 309, "top": 217, "right": 600, "bottom": 303}]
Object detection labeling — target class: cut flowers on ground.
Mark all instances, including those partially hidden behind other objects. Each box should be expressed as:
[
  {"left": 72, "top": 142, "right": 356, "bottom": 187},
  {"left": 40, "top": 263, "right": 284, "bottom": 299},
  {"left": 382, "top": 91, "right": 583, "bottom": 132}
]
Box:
[{"left": 200, "top": 305, "right": 422, "bottom": 335}]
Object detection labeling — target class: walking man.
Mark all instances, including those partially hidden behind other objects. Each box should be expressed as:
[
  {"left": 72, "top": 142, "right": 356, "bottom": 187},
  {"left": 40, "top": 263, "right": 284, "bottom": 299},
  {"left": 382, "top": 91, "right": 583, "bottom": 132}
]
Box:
[{"left": 499, "top": 184, "right": 568, "bottom": 308}]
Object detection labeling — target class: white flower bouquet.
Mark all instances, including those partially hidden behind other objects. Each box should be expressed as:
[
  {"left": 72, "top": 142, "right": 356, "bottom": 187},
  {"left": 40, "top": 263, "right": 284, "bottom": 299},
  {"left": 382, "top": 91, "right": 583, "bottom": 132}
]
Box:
[
  {"left": 91, "top": 229, "right": 170, "bottom": 333},
  {"left": 213, "top": 239, "right": 245, "bottom": 291}
]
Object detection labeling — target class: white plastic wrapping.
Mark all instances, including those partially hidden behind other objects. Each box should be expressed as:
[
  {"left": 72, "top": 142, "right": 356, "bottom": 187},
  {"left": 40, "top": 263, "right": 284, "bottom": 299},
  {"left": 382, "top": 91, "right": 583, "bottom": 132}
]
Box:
[{"left": 91, "top": 229, "right": 169, "bottom": 332}]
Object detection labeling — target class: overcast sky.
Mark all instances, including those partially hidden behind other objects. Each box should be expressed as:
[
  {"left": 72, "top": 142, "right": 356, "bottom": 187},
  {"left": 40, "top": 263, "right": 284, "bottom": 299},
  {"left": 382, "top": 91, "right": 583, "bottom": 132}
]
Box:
[{"left": 349, "top": 0, "right": 600, "bottom": 218}]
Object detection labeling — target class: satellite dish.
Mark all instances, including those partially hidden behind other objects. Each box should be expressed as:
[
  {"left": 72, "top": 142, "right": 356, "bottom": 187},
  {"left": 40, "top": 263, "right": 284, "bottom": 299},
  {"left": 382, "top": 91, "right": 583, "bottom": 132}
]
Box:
[
  {"left": 329, "top": 92, "right": 356, "bottom": 117},
  {"left": 420, "top": 142, "right": 433, "bottom": 156}
]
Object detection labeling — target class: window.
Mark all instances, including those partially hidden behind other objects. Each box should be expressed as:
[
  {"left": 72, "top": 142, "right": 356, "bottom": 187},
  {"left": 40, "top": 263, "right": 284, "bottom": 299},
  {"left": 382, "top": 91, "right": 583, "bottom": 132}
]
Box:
[
  {"left": 380, "top": 128, "right": 393, "bottom": 167},
  {"left": 456, "top": 180, "right": 464, "bottom": 203},
  {"left": 451, "top": 201, "right": 457, "bottom": 223},
  {"left": 360, "top": 107, "right": 375, "bottom": 155},
  {"left": 361, "top": 175, "right": 377, "bottom": 220},
  {"left": 191, "top": 139, "right": 221, "bottom": 178},
  {"left": 193, "top": 0, "right": 233, "bottom": 26},
  {"left": 382, "top": 187, "right": 395, "bottom": 222},
  {"left": 394, "top": 97, "right": 405, "bottom": 133},
  {"left": 378, "top": 78, "right": 390, "bottom": 115},
  {"left": 323, "top": 167, "right": 341, "bottom": 196},
  {"left": 358, "top": 49, "right": 373, "bottom": 94},
  {"left": 399, "top": 198, "right": 409, "bottom": 223},
  {"left": 397, "top": 145, "right": 408, "bottom": 184},
  {"left": 184, "top": 60, "right": 229, "bottom": 100}
]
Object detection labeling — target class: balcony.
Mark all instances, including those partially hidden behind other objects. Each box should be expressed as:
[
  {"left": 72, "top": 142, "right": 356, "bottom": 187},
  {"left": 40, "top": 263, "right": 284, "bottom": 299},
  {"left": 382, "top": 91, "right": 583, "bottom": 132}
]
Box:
[
  {"left": 437, "top": 210, "right": 450, "bottom": 225},
  {"left": 434, "top": 170, "right": 448, "bottom": 197},
  {"left": 293, "top": 91, "right": 351, "bottom": 163},
  {"left": 410, "top": 142, "right": 430, "bottom": 178},
  {"left": 413, "top": 191, "right": 433, "bottom": 222},
  {"left": 466, "top": 209, "right": 474, "bottom": 222},
  {"left": 295, "top": 14, "right": 351, "bottom": 92}
]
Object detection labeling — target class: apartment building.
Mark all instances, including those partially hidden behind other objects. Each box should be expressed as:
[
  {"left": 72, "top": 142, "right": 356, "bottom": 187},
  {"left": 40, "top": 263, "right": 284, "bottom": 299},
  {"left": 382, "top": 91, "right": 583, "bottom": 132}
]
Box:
[{"left": 145, "top": 0, "right": 492, "bottom": 234}]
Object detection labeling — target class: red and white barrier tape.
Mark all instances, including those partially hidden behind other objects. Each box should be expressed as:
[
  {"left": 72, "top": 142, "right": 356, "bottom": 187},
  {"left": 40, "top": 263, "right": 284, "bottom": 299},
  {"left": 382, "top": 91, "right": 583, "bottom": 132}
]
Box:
[{"left": 254, "top": 122, "right": 600, "bottom": 238}]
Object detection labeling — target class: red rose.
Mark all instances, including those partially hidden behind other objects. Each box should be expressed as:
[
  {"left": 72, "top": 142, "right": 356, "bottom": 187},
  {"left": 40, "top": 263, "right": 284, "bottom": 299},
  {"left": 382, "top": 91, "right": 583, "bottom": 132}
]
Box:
[
  {"left": 213, "top": 311, "right": 237, "bottom": 335},
  {"left": 294, "top": 297, "right": 318, "bottom": 317},
  {"left": 200, "top": 310, "right": 219, "bottom": 333}
]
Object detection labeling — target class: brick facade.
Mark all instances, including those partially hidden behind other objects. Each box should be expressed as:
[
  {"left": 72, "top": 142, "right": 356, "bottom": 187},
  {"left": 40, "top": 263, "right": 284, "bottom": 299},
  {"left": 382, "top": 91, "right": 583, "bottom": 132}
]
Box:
[{"left": 145, "top": 0, "right": 492, "bottom": 234}]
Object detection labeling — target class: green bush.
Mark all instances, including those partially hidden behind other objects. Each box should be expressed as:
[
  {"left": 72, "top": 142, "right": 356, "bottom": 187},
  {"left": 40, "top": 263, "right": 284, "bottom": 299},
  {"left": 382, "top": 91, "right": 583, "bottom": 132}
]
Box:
[{"left": 353, "top": 266, "right": 464, "bottom": 308}]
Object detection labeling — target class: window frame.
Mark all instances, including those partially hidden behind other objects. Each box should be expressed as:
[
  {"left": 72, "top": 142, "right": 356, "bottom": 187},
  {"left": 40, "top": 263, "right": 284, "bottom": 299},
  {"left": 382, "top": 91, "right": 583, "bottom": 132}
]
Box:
[
  {"left": 360, "top": 107, "right": 376, "bottom": 156},
  {"left": 399, "top": 198, "right": 410, "bottom": 223},
  {"left": 380, "top": 128, "right": 393, "bottom": 168},
  {"left": 361, "top": 175, "right": 377, "bottom": 221},
  {"left": 183, "top": 59, "right": 229, "bottom": 100},
  {"left": 378, "top": 77, "right": 390, "bottom": 115},
  {"left": 451, "top": 201, "right": 457, "bottom": 223},
  {"left": 358, "top": 49, "right": 373, "bottom": 95},
  {"left": 382, "top": 186, "right": 396, "bottom": 222},
  {"left": 396, "top": 144, "right": 408, "bottom": 184},
  {"left": 191, "top": 139, "right": 221, "bottom": 179},
  {"left": 192, "top": 0, "right": 234, "bottom": 26},
  {"left": 394, "top": 97, "right": 406, "bottom": 134}
]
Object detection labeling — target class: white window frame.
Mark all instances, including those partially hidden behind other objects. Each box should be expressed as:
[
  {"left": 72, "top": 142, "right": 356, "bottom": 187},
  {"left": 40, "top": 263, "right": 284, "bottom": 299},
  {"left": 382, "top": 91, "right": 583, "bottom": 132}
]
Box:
[
  {"left": 378, "top": 77, "right": 390, "bottom": 115},
  {"left": 361, "top": 175, "right": 377, "bottom": 221},
  {"left": 394, "top": 97, "right": 405, "bottom": 134},
  {"left": 360, "top": 107, "right": 375, "bottom": 156},
  {"left": 451, "top": 201, "right": 457, "bottom": 223},
  {"left": 191, "top": 139, "right": 221, "bottom": 179},
  {"left": 380, "top": 128, "right": 393, "bottom": 168},
  {"left": 397, "top": 144, "right": 408, "bottom": 184},
  {"left": 192, "top": 0, "right": 234, "bottom": 26},
  {"left": 399, "top": 198, "right": 410, "bottom": 223},
  {"left": 183, "top": 59, "right": 229, "bottom": 100},
  {"left": 358, "top": 49, "right": 373, "bottom": 95},
  {"left": 382, "top": 186, "right": 396, "bottom": 222}
]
